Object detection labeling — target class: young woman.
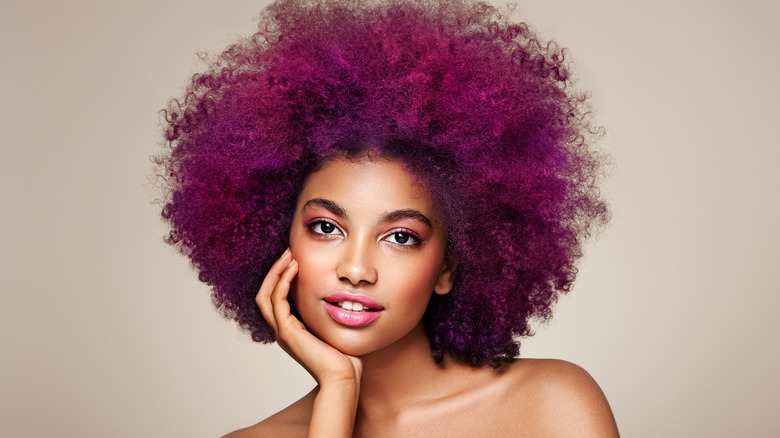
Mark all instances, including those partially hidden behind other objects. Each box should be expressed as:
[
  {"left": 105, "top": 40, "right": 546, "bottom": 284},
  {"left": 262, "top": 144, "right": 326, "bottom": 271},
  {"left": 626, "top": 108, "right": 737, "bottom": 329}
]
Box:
[{"left": 157, "top": 0, "right": 618, "bottom": 436}]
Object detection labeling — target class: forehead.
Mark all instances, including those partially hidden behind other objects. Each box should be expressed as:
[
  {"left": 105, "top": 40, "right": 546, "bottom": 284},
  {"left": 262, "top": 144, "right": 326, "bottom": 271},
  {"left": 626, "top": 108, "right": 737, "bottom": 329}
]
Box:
[{"left": 296, "top": 157, "right": 437, "bottom": 218}]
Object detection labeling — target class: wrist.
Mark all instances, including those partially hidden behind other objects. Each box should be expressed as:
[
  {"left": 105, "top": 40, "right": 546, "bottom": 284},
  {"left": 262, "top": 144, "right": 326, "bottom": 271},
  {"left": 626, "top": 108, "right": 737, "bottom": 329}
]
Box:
[
  {"left": 317, "top": 377, "right": 360, "bottom": 396},
  {"left": 312, "top": 359, "right": 362, "bottom": 386}
]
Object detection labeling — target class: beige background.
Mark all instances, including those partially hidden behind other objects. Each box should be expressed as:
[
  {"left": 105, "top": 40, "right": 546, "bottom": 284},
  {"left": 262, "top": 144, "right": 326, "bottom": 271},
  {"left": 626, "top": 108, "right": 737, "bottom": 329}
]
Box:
[{"left": 2, "top": 0, "right": 778, "bottom": 436}]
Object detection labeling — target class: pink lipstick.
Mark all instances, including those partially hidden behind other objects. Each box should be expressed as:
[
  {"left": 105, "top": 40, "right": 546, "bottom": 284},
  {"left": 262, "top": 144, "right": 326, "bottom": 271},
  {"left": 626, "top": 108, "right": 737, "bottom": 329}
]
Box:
[{"left": 324, "top": 293, "right": 384, "bottom": 327}]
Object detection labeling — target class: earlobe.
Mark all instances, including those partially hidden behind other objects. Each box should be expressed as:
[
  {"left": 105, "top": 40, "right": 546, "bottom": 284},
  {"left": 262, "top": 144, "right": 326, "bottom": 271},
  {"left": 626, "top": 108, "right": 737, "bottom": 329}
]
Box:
[{"left": 433, "top": 256, "right": 457, "bottom": 296}]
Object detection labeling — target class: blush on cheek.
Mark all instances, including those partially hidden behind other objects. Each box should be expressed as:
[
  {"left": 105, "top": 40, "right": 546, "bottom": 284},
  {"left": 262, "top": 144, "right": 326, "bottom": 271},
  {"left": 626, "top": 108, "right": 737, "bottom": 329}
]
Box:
[
  {"left": 291, "top": 250, "right": 321, "bottom": 288},
  {"left": 288, "top": 245, "right": 328, "bottom": 308}
]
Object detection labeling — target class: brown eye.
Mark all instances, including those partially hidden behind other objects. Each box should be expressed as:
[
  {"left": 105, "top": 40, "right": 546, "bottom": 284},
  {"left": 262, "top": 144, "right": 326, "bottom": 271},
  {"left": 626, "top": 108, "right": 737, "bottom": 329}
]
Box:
[
  {"left": 393, "top": 232, "right": 409, "bottom": 244},
  {"left": 306, "top": 220, "right": 341, "bottom": 236},
  {"left": 384, "top": 230, "right": 421, "bottom": 247}
]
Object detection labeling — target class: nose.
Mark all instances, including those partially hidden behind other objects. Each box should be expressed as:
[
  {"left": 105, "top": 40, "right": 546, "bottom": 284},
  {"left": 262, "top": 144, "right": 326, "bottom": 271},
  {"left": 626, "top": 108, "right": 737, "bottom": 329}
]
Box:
[{"left": 336, "top": 235, "right": 378, "bottom": 286}]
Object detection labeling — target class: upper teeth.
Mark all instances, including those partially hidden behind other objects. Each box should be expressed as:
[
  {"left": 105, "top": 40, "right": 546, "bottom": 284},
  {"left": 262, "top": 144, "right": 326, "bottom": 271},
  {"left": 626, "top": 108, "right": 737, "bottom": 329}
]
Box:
[{"left": 338, "top": 301, "right": 365, "bottom": 311}]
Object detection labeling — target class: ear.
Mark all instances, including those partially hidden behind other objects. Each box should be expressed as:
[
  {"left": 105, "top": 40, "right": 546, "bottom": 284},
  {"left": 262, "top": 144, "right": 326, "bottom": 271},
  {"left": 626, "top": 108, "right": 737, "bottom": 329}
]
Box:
[{"left": 433, "top": 255, "right": 457, "bottom": 296}]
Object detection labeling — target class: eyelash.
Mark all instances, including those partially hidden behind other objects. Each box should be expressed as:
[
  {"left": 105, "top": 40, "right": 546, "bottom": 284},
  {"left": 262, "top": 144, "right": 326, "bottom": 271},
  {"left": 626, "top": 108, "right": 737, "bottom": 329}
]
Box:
[
  {"left": 384, "top": 228, "right": 424, "bottom": 247},
  {"left": 303, "top": 220, "right": 424, "bottom": 247},
  {"left": 304, "top": 219, "right": 341, "bottom": 238}
]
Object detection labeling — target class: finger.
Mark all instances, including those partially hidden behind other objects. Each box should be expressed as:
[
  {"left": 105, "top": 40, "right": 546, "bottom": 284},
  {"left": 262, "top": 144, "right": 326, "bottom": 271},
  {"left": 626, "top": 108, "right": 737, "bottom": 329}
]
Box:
[
  {"left": 257, "top": 250, "right": 292, "bottom": 332},
  {"left": 271, "top": 259, "right": 299, "bottom": 336},
  {"left": 256, "top": 249, "right": 292, "bottom": 332}
]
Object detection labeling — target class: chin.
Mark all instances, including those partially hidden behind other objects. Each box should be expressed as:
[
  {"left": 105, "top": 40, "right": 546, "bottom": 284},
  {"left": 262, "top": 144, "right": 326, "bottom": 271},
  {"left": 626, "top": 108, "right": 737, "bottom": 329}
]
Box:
[{"left": 311, "top": 329, "right": 381, "bottom": 357}]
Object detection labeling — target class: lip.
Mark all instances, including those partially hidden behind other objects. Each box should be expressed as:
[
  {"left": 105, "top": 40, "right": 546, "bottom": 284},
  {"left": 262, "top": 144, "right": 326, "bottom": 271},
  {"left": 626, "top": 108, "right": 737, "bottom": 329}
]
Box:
[
  {"left": 324, "top": 292, "right": 384, "bottom": 310},
  {"left": 323, "top": 292, "right": 384, "bottom": 327}
]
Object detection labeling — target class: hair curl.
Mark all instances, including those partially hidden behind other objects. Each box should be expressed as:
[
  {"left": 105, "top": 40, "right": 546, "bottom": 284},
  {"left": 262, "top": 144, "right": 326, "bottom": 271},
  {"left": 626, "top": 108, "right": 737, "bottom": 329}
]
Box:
[{"left": 156, "top": 0, "right": 609, "bottom": 366}]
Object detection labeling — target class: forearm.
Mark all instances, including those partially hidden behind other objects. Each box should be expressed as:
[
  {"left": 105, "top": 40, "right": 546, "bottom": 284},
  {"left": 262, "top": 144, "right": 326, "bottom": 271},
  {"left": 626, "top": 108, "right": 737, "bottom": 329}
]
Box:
[{"left": 307, "top": 380, "right": 360, "bottom": 438}]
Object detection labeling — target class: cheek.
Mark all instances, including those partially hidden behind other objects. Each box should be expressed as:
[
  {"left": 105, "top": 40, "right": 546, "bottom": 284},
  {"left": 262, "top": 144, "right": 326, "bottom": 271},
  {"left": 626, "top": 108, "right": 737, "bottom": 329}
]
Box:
[
  {"left": 388, "top": 253, "right": 445, "bottom": 303},
  {"left": 293, "top": 253, "right": 327, "bottom": 292},
  {"left": 289, "top": 231, "right": 330, "bottom": 298}
]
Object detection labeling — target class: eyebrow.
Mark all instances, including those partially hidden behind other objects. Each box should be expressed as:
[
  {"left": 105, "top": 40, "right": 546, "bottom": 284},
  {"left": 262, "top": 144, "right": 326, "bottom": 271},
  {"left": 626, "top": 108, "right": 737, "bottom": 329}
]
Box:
[
  {"left": 301, "top": 198, "right": 433, "bottom": 229},
  {"left": 302, "top": 198, "right": 348, "bottom": 218},
  {"left": 379, "top": 209, "right": 433, "bottom": 229}
]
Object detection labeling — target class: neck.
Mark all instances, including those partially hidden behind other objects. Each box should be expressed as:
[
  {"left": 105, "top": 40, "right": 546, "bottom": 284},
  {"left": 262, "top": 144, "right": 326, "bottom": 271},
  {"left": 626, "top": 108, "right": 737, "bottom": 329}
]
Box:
[{"left": 355, "top": 323, "right": 462, "bottom": 420}]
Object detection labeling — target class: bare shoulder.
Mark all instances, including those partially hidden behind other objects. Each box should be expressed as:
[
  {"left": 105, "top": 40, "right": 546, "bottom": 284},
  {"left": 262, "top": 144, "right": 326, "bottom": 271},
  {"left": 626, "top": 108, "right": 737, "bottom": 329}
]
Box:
[
  {"left": 221, "top": 388, "right": 316, "bottom": 438},
  {"left": 503, "top": 359, "right": 619, "bottom": 437}
]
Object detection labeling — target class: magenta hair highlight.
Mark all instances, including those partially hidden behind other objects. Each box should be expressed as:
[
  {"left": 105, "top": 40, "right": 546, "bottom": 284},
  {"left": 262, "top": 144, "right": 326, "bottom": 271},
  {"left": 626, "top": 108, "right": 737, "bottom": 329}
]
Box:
[{"left": 156, "top": 0, "right": 609, "bottom": 366}]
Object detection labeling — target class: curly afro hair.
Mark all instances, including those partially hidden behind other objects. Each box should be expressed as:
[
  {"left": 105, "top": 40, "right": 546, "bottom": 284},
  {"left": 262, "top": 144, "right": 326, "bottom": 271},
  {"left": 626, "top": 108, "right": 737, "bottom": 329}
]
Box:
[{"left": 156, "top": 0, "right": 609, "bottom": 366}]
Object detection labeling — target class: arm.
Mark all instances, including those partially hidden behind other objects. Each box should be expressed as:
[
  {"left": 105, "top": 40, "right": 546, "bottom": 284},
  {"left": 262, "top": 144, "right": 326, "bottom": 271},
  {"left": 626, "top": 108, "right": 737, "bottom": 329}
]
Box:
[
  {"left": 256, "top": 249, "right": 361, "bottom": 438},
  {"left": 307, "top": 379, "right": 359, "bottom": 437}
]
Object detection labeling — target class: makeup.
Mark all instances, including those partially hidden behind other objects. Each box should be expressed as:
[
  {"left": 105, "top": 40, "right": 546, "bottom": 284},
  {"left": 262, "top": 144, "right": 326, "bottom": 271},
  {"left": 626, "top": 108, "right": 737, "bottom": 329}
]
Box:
[
  {"left": 289, "top": 157, "right": 451, "bottom": 356},
  {"left": 323, "top": 292, "right": 384, "bottom": 327},
  {"left": 324, "top": 302, "right": 383, "bottom": 327}
]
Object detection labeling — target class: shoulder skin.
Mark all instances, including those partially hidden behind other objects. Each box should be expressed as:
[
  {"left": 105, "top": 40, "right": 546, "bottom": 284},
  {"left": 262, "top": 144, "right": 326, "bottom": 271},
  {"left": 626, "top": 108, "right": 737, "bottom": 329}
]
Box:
[
  {"left": 504, "top": 359, "right": 620, "bottom": 437},
  {"left": 223, "top": 360, "right": 618, "bottom": 438},
  {"left": 222, "top": 389, "right": 315, "bottom": 438}
]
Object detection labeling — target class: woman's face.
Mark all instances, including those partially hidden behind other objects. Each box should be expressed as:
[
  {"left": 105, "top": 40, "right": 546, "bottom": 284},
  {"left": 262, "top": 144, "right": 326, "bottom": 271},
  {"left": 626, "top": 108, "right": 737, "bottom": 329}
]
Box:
[{"left": 289, "top": 156, "right": 455, "bottom": 357}]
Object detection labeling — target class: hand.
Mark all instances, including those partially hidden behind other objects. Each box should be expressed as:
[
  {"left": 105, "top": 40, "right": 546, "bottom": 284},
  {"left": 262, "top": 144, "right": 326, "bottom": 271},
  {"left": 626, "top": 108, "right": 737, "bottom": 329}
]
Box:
[
  {"left": 257, "top": 250, "right": 362, "bottom": 437},
  {"left": 256, "top": 249, "right": 363, "bottom": 386}
]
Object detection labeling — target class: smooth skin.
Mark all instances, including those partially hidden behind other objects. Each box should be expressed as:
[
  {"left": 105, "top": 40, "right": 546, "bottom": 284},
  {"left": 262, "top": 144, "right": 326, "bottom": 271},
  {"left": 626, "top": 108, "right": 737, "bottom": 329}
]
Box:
[{"left": 225, "top": 157, "right": 619, "bottom": 438}]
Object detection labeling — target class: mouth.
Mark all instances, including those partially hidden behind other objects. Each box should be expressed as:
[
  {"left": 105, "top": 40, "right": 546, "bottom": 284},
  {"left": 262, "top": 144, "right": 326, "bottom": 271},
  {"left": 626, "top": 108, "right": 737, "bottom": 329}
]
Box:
[
  {"left": 323, "top": 293, "right": 384, "bottom": 327},
  {"left": 323, "top": 293, "right": 384, "bottom": 312},
  {"left": 325, "top": 299, "right": 382, "bottom": 312}
]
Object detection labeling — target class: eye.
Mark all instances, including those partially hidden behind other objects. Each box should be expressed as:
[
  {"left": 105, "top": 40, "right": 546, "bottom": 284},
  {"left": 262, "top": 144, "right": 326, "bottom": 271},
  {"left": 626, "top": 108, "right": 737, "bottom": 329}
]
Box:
[
  {"left": 306, "top": 220, "right": 342, "bottom": 236},
  {"left": 383, "top": 230, "right": 422, "bottom": 247}
]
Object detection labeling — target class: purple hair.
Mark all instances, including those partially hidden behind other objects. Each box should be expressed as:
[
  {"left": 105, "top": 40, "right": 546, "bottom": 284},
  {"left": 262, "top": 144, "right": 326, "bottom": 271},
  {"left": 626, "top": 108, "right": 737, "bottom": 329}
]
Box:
[{"left": 157, "top": 0, "right": 609, "bottom": 366}]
